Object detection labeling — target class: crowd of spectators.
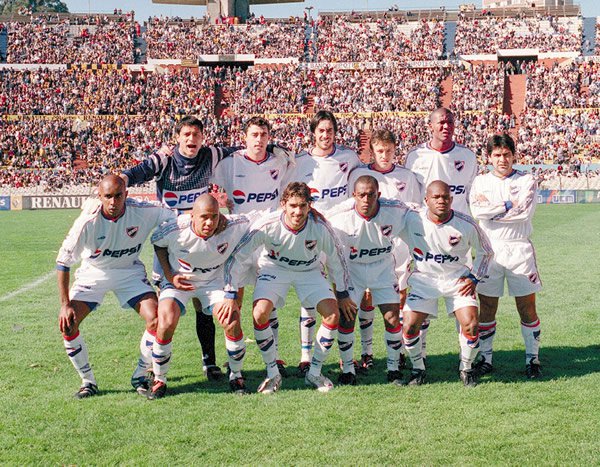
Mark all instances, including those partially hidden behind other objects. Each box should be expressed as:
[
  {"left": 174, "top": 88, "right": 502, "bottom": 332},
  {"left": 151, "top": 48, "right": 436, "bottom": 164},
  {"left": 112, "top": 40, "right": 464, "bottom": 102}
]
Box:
[
  {"left": 454, "top": 14, "right": 582, "bottom": 55},
  {"left": 451, "top": 63, "right": 503, "bottom": 112},
  {"left": 5, "top": 16, "right": 136, "bottom": 64},
  {"left": 145, "top": 17, "right": 306, "bottom": 60},
  {"left": 315, "top": 16, "right": 445, "bottom": 62},
  {"left": 525, "top": 61, "right": 582, "bottom": 109}
]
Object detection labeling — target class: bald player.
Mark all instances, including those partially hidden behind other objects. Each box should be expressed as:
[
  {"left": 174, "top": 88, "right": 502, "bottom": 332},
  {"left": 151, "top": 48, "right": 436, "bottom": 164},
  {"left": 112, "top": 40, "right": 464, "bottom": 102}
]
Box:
[
  {"left": 400, "top": 181, "right": 493, "bottom": 387},
  {"left": 56, "top": 175, "right": 175, "bottom": 398},
  {"left": 149, "top": 194, "right": 255, "bottom": 398}
]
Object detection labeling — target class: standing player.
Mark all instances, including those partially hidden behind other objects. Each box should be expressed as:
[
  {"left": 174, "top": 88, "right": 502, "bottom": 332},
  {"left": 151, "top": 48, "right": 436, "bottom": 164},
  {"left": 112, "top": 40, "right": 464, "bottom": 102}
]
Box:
[
  {"left": 404, "top": 108, "right": 479, "bottom": 360},
  {"left": 56, "top": 175, "right": 175, "bottom": 398},
  {"left": 328, "top": 175, "right": 409, "bottom": 386},
  {"left": 400, "top": 181, "right": 493, "bottom": 387},
  {"left": 470, "top": 134, "right": 542, "bottom": 379},
  {"left": 212, "top": 117, "right": 295, "bottom": 374},
  {"left": 292, "top": 110, "right": 362, "bottom": 374},
  {"left": 348, "top": 129, "right": 421, "bottom": 369},
  {"left": 221, "top": 182, "right": 357, "bottom": 393},
  {"left": 121, "top": 115, "right": 237, "bottom": 381},
  {"left": 148, "top": 195, "right": 254, "bottom": 399}
]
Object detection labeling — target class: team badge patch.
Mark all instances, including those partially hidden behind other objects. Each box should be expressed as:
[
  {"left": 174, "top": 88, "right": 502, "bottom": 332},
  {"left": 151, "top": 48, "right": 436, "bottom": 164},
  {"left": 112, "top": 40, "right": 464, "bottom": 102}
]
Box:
[
  {"left": 339, "top": 162, "right": 349, "bottom": 173},
  {"left": 454, "top": 160, "right": 465, "bottom": 172},
  {"left": 396, "top": 181, "right": 406, "bottom": 192},
  {"left": 449, "top": 234, "right": 461, "bottom": 246},
  {"left": 270, "top": 169, "right": 279, "bottom": 180},
  {"left": 381, "top": 225, "right": 392, "bottom": 237},
  {"left": 217, "top": 242, "right": 229, "bottom": 254},
  {"left": 305, "top": 239, "right": 317, "bottom": 250},
  {"left": 126, "top": 226, "right": 139, "bottom": 238},
  {"left": 529, "top": 272, "right": 539, "bottom": 283},
  {"left": 510, "top": 185, "right": 519, "bottom": 196}
]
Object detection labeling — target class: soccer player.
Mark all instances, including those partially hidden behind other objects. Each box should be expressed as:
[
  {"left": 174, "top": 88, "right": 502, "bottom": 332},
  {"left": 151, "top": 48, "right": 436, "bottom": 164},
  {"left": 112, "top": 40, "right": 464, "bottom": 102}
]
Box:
[
  {"left": 212, "top": 116, "right": 295, "bottom": 375},
  {"left": 148, "top": 195, "right": 254, "bottom": 399},
  {"left": 348, "top": 129, "right": 421, "bottom": 369},
  {"left": 400, "top": 180, "right": 493, "bottom": 387},
  {"left": 221, "top": 182, "right": 356, "bottom": 393},
  {"left": 56, "top": 175, "right": 175, "bottom": 398},
  {"left": 121, "top": 115, "right": 237, "bottom": 381},
  {"left": 404, "top": 107, "right": 479, "bottom": 360},
  {"left": 328, "top": 175, "right": 409, "bottom": 386},
  {"left": 470, "top": 134, "right": 543, "bottom": 379},
  {"left": 292, "top": 110, "right": 361, "bottom": 375}
]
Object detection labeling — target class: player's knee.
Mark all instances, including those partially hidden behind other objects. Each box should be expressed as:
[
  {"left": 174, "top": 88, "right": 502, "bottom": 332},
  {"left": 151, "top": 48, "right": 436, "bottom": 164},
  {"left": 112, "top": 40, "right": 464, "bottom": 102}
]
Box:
[
  {"left": 145, "top": 315, "right": 158, "bottom": 332},
  {"left": 323, "top": 310, "right": 339, "bottom": 327},
  {"left": 462, "top": 319, "right": 478, "bottom": 337},
  {"left": 339, "top": 313, "right": 355, "bottom": 330}
]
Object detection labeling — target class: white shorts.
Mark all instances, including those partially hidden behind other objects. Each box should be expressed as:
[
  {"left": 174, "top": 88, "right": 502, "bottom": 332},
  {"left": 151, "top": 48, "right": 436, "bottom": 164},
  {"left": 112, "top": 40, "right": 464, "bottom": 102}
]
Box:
[
  {"left": 159, "top": 277, "right": 225, "bottom": 316},
  {"left": 392, "top": 239, "right": 411, "bottom": 290},
  {"left": 477, "top": 239, "right": 542, "bottom": 297},
  {"left": 253, "top": 264, "right": 335, "bottom": 310},
  {"left": 70, "top": 263, "right": 155, "bottom": 310},
  {"left": 349, "top": 259, "right": 399, "bottom": 306},
  {"left": 405, "top": 271, "right": 477, "bottom": 318}
]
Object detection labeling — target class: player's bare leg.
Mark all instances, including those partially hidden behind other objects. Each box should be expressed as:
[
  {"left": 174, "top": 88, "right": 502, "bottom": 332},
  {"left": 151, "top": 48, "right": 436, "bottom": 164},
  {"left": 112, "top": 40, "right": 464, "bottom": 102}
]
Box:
[
  {"left": 516, "top": 293, "right": 542, "bottom": 378},
  {"left": 60, "top": 301, "right": 97, "bottom": 398},
  {"left": 401, "top": 309, "right": 428, "bottom": 385},
  {"left": 454, "top": 306, "right": 480, "bottom": 386},
  {"left": 253, "top": 299, "right": 281, "bottom": 394},
  {"left": 379, "top": 303, "right": 402, "bottom": 385},
  {"left": 131, "top": 293, "right": 159, "bottom": 395},
  {"left": 476, "top": 294, "right": 499, "bottom": 376},
  {"left": 305, "top": 298, "right": 339, "bottom": 392}
]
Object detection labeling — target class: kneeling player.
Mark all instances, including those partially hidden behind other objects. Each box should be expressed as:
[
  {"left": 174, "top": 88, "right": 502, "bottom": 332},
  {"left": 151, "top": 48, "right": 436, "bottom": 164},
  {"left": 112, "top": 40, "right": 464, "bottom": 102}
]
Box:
[
  {"left": 56, "top": 175, "right": 175, "bottom": 398},
  {"left": 328, "top": 175, "right": 409, "bottom": 385},
  {"left": 470, "top": 134, "right": 543, "bottom": 379},
  {"left": 148, "top": 195, "right": 253, "bottom": 399},
  {"left": 221, "top": 182, "right": 357, "bottom": 393},
  {"left": 400, "top": 181, "right": 493, "bottom": 386}
]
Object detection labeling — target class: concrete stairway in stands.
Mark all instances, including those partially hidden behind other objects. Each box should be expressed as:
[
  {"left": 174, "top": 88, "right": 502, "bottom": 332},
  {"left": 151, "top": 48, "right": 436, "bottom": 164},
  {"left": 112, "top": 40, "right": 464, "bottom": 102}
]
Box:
[{"left": 503, "top": 73, "right": 527, "bottom": 136}]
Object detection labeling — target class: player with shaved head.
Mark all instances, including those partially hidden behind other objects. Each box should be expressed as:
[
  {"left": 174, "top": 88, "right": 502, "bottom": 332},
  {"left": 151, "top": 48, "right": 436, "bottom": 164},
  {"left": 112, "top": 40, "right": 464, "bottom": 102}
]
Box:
[
  {"left": 399, "top": 180, "right": 493, "bottom": 386},
  {"left": 56, "top": 174, "right": 175, "bottom": 398},
  {"left": 148, "top": 194, "right": 256, "bottom": 398}
]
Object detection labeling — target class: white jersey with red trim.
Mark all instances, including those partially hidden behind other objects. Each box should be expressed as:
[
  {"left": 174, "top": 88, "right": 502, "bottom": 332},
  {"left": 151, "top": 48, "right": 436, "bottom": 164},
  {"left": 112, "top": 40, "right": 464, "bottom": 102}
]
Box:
[
  {"left": 328, "top": 199, "right": 409, "bottom": 265},
  {"left": 348, "top": 164, "right": 422, "bottom": 204},
  {"left": 404, "top": 142, "right": 477, "bottom": 214},
  {"left": 212, "top": 149, "right": 294, "bottom": 214},
  {"left": 400, "top": 208, "right": 493, "bottom": 281},
  {"left": 56, "top": 199, "right": 175, "bottom": 273},
  {"left": 293, "top": 144, "right": 361, "bottom": 210},
  {"left": 224, "top": 210, "right": 351, "bottom": 293},
  {"left": 469, "top": 170, "right": 537, "bottom": 242},
  {"left": 151, "top": 213, "right": 252, "bottom": 283}
]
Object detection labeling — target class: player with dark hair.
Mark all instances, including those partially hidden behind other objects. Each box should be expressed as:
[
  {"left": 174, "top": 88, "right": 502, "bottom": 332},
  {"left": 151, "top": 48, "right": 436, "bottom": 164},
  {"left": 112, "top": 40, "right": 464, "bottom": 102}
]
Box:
[{"left": 470, "top": 134, "right": 543, "bottom": 379}]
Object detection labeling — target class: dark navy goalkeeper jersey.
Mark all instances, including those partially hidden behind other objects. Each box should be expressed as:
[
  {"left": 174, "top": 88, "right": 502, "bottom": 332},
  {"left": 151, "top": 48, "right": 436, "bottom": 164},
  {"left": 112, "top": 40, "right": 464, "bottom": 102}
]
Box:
[{"left": 123, "top": 146, "right": 238, "bottom": 211}]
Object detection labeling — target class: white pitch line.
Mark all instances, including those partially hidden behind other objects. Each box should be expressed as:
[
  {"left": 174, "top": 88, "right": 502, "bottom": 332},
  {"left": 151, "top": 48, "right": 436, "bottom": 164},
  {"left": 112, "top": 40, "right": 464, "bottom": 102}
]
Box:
[{"left": 0, "top": 271, "right": 55, "bottom": 303}]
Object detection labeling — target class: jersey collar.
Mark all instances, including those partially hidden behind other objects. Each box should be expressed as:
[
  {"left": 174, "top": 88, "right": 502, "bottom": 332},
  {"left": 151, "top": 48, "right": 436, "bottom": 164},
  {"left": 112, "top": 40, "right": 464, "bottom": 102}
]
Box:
[
  {"left": 368, "top": 163, "right": 395, "bottom": 174},
  {"left": 281, "top": 212, "right": 308, "bottom": 234},
  {"left": 354, "top": 202, "right": 380, "bottom": 221},
  {"left": 101, "top": 207, "right": 125, "bottom": 222},
  {"left": 426, "top": 141, "right": 455, "bottom": 154},
  {"left": 427, "top": 209, "right": 454, "bottom": 225}
]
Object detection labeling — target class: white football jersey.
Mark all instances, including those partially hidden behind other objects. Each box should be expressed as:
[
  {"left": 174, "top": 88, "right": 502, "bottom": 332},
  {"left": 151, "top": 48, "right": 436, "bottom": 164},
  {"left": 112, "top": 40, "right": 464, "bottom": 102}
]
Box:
[
  {"left": 212, "top": 149, "right": 294, "bottom": 214},
  {"left": 404, "top": 142, "right": 477, "bottom": 214},
  {"left": 348, "top": 163, "right": 422, "bottom": 204},
  {"left": 293, "top": 145, "right": 361, "bottom": 210},
  {"left": 151, "top": 213, "right": 252, "bottom": 283},
  {"left": 400, "top": 208, "right": 493, "bottom": 281},
  {"left": 470, "top": 170, "right": 537, "bottom": 242},
  {"left": 57, "top": 199, "right": 175, "bottom": 272},
  {"left": 224, "top": 210, "right": 351, "bottom": 292},
  {"left": 328, "top": 198, "right": 409, "bottom": 265}
]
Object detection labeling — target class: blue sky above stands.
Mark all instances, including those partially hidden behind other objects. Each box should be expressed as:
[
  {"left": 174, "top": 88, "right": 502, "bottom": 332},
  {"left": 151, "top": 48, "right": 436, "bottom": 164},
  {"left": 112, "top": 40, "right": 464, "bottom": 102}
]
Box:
[{"left": 64, "top": 1, "right": 600, "bottom": 19}]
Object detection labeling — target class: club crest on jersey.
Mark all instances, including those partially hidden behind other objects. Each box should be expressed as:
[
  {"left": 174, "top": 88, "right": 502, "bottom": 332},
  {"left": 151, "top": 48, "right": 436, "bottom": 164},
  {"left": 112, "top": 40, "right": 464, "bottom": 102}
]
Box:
[
  {"left": 339, "top": 162, "right": 349, "bottom": 173},
  {"left": 449, "top": 234, "right": 461, "bottom": 246},
  {"left": 381, "top": 225, "right": 392, "bottom": 237},
  {"left": 305, "top": 240, "right": 317, "bottom": 251},
  {"left": 395, "top": 181, "right": 406, "bottom": 192},
  {"left": 126, "top": 226, "right": 139, "bottom": 238},
  {"left": 454, "top": 160, "right": 465, "bottom": 172},
  {"left": 217, "top": 243, "right": 229, "bottom": 254},
  {"left": 177, "top": 258, "right": 193, "bottom": 272},
  {"left": 529, "top": 272, "right": 539, "bottom": 283},
  {"left": 270, "top": 169, "right": 279, "bottom": 180},
  {"left": 510, "top": 186, "right": 519, "bottom": 196}
]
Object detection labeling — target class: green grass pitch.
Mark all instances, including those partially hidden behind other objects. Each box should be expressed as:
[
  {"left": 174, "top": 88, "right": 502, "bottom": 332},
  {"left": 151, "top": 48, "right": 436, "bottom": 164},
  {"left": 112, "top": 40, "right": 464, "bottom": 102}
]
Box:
[{"left": 0, "top": 205, "right": 599, "bottom": 464}]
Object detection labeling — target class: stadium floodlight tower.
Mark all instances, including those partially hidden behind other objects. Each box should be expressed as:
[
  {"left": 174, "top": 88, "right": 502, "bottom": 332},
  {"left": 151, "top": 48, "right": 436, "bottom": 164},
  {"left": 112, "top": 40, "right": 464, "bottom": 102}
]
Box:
[{"left": 151, "top": 0, "right": 304, "bottom": 23}]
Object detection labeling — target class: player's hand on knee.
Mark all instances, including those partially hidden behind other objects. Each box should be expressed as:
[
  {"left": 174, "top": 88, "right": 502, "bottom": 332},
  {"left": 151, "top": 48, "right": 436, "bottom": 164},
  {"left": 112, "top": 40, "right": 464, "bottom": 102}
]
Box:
[
  {"left": 59, "top": 304, "right": 77, "bottom": 335},
  {"left": 215, "top": 300, "right": 238, "bottom": 326},
  {"left": 338, "top": 297, "right": 358, "bottom": 322},
  {"left": 457, "top": 277, "right": 476, "bottom": 297},
  {"left": 172, "top": 274, "right": 195, "bottom": 291}
]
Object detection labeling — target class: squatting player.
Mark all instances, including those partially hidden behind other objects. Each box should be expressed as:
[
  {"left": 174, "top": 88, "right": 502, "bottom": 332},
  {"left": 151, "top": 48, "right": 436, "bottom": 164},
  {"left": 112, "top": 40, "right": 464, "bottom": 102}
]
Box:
[
  {"left": 328, "top": 175, "right": 409, "bottom": 386},
  {"left": 56, "top": 175, "right": 174, "bottom": 398},
  {"left": 470, "top": 134, "right": 543, "bottom": 379},
  {"left": 292, "top": 110, "right": 361, "bottom": 375},
  {"left": 148, "top": 195, "right": 254, "bottom": 399},
  {"left": 221, "top": 182, "right": 357, "bottom": 394},
  {"left": 400, "top": 181, "right": 493, "bottom": 387}
]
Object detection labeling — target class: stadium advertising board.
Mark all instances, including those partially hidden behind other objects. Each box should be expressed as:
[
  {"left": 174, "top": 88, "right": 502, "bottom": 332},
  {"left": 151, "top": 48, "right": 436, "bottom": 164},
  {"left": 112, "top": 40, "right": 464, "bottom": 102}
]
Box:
[
  {"left": 24, "top": 195, "right": 91, "bottom": 210},
  {"left": 0, "top": 196, "right": 10, "bottom": 211}
]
